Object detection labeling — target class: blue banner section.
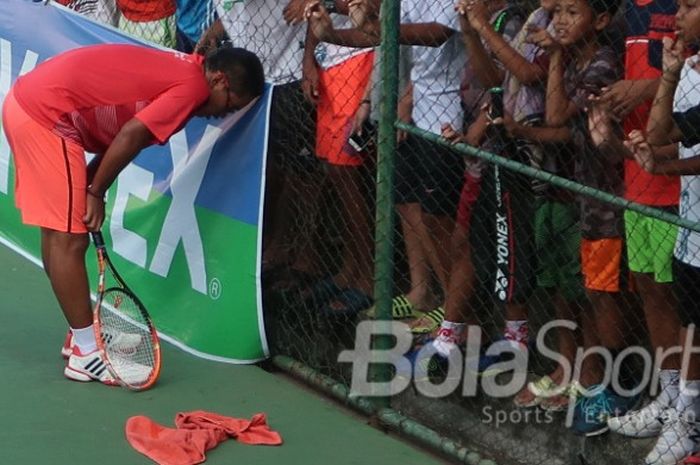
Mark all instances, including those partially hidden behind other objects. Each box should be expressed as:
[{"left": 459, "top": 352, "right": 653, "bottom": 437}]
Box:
[{"left": 0, "top": 0, "right": 268, "bottom": 226}]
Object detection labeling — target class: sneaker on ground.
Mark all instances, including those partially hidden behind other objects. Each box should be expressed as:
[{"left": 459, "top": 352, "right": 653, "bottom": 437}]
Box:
[
  {"left": 644, "top": 416, "right": 700, "bottom": 465},
  {"left": 572, "top": 385, "right": 638, "bottom": 436},
  {"left": 607, "top": 398, "right": 668, "bottom": 438},
  {"left": 64, "top": 346, "right": 118, "bottom": 385}
]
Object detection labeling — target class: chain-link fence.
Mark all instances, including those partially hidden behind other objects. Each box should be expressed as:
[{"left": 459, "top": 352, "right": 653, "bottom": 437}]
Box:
[{"left": 60, "top": 0, "right": 700, "bottom": 463}]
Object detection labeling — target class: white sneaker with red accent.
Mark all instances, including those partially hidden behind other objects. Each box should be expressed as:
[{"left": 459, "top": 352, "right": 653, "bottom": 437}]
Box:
[
  {"left": 61, "top": 331, "right": 74, "bottom": 359},
  {"left": 64, "top": 346, "right": 118, "bottom": 385}
]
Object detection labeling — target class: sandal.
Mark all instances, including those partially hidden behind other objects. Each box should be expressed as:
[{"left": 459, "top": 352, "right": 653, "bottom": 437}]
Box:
[
  {"left": 540, "top": 381, "right": 584, "bottom": 412},
  {"left": 321, "top": 288, "right": 373, "bottom": 318},
  {"left": 514, "top": 375, "right": 554, "bottom": 408},
  {"left": 364, "top": 294, "right": 426, "bottom": 319},
  {"left": 409, "top": 306, "right": 445, "bottom": 334}
]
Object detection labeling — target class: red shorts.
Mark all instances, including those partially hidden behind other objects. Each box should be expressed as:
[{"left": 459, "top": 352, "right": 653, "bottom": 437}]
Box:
[
  {"left": 2, "top": 88, "right": 88, "bottom": 233},
  {"left": 580, "top": 237, "right": 624, "bottom": 292},
  {"left": 455, "top": 172, "right": 482, "bottom": 231},
  {"left": 316, "top": 51, "right": 375, "bottom": 166}
]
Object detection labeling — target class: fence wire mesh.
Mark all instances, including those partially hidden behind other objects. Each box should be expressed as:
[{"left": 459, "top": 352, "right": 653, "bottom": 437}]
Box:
[{"left": 60, "top": 0, "right": 700, "bottom": 463}]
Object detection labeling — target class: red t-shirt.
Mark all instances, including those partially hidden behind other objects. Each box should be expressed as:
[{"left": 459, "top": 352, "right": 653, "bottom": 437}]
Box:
[
  {"left": 117, "top": 0, "right": 176, "bottom": 22},
  {"left": 13, "top": 44, "right": 209, "bottom": 154},
  {"left": 623, "top": 0, "right": 679, "bottom": 206}
]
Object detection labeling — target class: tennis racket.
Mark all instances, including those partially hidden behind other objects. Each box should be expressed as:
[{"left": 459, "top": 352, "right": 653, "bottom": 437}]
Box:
[{"left": 92, "top": 231, "right": 161, "bottom": 391}]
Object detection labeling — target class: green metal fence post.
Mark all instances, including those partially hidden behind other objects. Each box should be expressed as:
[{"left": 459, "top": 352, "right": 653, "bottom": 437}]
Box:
[{"left": 368, "top": 0, "right": 401, "bottom": 408}]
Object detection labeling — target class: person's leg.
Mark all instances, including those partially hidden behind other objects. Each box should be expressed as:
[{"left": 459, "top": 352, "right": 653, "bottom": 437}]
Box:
[
  {"left": 397, "top": 202, "right": 437, "bottom": 310},
  {"left": 644, "top": 260, "right": 700, "bottom": 463},
  {"left": 41, "top": 229, "right": 92, "bottom": 328},
  {"left": 325, "top": 163, "right": 374, "bottom": 296}
]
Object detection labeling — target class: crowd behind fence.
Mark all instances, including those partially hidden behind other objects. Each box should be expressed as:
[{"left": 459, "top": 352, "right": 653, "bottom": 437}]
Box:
[{"left": 56, "top": 0, "right": 700, "bottom": 464}]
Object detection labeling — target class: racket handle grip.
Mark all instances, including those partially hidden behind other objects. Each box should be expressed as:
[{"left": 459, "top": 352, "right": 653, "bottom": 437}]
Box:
[{"left": 91, "top": 231, "right": 106, "bottom": 248}]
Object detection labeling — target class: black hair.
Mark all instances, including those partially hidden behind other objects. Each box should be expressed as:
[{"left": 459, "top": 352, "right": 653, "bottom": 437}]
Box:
[
  {"left": 205, "top": 46, "right": 265, "bottom": 99},
  {"left": 588, "top": 0, "right": 620, "bottom": 17}
]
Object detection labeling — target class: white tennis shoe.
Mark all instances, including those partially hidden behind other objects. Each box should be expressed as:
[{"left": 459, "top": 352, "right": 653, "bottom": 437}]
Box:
[{"left": 64, "top": 346, "right": 118, "bottom": 385}]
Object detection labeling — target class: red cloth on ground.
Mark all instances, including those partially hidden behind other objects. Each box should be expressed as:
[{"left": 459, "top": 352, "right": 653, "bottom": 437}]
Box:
[{"left": 125, "top": 411, "right": 282, "bottom": 465}]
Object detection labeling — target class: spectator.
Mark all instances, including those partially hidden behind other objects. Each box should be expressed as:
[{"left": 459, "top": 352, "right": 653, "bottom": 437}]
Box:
[
  {"left": 302, "top": 12, "right": 376, "bottom": 316},
  {"left": 310, "top": 0, "right": 470, "bottom": 327},
  {"left": 444, "top": 0, "right": 584, "bottom": 411},
  {"left": 626, "top": 4, "right": 700, "bottom": 457},
  {"left": 428, "top": 0, "right": 534, "bottom": 371},
  {"left": 597, "top": 0, "right": 683, "bottom": 441},
  {"left": 535, "top": 0, "right": 637, "bottom": 435},
  {"left": 200, "top": 0, "right": 316, "bottom": 275}
]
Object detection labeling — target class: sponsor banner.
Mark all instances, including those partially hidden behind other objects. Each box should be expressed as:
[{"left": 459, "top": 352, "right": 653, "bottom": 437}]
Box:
[{"left": 0, "top": 0, "right": 270, "bottom": 362}]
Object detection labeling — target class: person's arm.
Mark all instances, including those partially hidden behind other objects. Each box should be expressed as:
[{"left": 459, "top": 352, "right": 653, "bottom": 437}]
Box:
[
  {"left": 83, "top": 119, "right": 153, "bottom": 231},
  {"left": 598, "top": 78, "right": 660, "bottom": 119},
  {"left": 195, "top": 18, "right": 226, "bottom": 54},
  {"left": 647, "top": 36, "right": 686, "bottom": 145},
  {"left": 647, "top": 74, "right": 683, "bottom": 145},
  {"left": 456, "top": 0, "right": 503, "bottom": 88},
  {"left": 302, "top": 24, "right": 321, "bottom": 104},
  {"left": 461, "top": 30, "right": 503, "bottom": 89},
  {"left": 508, "top": 122, "right": 570, "bottom": 143},
  {"left": 545, "top": 49, "right": 578, "bottom": 127},
  {"left": 478, "top": 26, "right": 546, "bottom": 85},
  {"left": 307, "top": 2, "right": 454, "bottom": 48},
  {"left": 88, "top": 119, "right": 153, "bottom": 197}
]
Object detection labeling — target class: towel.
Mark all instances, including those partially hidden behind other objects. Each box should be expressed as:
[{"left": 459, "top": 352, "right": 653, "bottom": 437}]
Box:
[{"left": 125, "top": 411, "right": 282, "bottom": 465}]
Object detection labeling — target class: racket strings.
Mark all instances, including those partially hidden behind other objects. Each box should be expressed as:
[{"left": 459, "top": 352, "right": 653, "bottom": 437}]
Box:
[{"left": 99, "top": 289, "right": 157, "bottom": 387}]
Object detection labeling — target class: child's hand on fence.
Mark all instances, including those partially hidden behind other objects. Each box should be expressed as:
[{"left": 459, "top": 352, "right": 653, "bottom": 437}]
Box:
[
  {"left": 598, "top": 80, "right": 653, "bottom": 119},
  {"left": 458, "top": 0, "right": 489, "bottom": 34},
  {"left": 626, "top": 130, "right": 656, "bottom": 173},
  {"left": 441, "top": 123, "right": 464, "bottom": 145},
  {"left": 284, "top": 0, "right": 311, "bottom": 25},
  {"left": 490, "top": 114, "right": 518, "bottom": 138},
  {"left": 662, "top": 36, "right": 685, "bottom": 77},
  {"left": 455, "top": 1, "right": 476, "bottom": 35},
  {"left": 526, "top": 25, "right": 559, "bottom": 53},
  {"left": 305, "top": 1, "right": 334, "bottom": 41}
]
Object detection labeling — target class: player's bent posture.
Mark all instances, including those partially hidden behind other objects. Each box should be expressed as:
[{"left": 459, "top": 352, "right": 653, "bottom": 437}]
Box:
[{"left": 1, "top": 44, "right": 264, "bottom": 385}]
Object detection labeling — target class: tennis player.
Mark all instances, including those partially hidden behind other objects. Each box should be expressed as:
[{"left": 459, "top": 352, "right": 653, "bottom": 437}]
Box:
[{"left": 1, "top": 43, "right": 264, "bottom": 384}]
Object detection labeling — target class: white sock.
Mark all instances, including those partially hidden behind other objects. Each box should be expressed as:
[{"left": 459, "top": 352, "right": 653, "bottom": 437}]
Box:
[
  {"left": 657, "top": 369, "right": 680, "bottom": 408},
  {"left": 676, "top": 380, "right": 700, "bottom": 423},
  {"left": 504, "top": 320, "right": 528, "bottom": 344},
  {"left": 71, "top": 325, "right": 97, "bottom": 354},
  {"left": 432, "top": 321, "right": 466, "bottom": 357}
]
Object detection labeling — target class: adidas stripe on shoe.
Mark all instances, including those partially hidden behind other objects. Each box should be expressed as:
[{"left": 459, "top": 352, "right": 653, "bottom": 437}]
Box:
[{"left": 64, "top": 347, "right": 118, "bottom": 385}]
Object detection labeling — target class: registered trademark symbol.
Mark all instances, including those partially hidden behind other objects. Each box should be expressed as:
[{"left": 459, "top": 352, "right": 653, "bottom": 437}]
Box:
[{"left": 209, "top": 278, "right": 222, "bottom": 300}]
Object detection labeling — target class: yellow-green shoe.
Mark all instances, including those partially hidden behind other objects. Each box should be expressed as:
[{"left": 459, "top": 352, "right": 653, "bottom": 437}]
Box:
[{"left": 409, "top": 306, "right": 445, "bottom": 334}]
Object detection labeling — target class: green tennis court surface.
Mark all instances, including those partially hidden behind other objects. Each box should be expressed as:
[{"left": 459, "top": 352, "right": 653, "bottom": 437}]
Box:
[{"left": 0, "top": 242, "right": 446, "bottom": 465}]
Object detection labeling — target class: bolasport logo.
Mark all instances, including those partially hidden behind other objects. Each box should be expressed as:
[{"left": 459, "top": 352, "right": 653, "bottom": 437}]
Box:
[{"left": 338, "top": 320, "right": 700, "bottom": 426}]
